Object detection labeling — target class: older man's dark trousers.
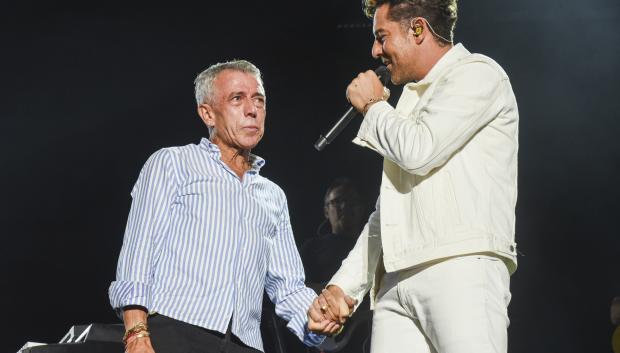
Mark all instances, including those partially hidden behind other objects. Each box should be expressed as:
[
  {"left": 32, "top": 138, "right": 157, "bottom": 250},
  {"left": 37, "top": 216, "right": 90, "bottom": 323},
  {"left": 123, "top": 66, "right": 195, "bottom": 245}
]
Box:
[{"left": 148, "top": 315, "right": 260, "bottom": 353}]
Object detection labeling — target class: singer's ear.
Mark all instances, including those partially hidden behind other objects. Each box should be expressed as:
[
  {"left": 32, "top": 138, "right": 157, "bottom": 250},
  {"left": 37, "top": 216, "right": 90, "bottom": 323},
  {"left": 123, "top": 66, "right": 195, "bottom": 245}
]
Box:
[
  {"left": 410, "top": 18, "right": 425, "bottom": 43},
  {"left": 197, "top": 103, "right": 215, "bottom": 128}
]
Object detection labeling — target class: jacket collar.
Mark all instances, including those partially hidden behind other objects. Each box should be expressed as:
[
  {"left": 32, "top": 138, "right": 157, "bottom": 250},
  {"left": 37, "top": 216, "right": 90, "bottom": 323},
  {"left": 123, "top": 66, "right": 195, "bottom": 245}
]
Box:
[{"left": 405, "top": 43, "right": 469, "bottom": 89}]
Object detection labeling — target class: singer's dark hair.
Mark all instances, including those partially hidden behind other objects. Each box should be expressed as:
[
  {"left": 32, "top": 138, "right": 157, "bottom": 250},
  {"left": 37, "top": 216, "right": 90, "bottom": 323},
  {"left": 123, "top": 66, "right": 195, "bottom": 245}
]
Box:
[{"left": 363, "top": 0, "right": 458, "bottom": 45}]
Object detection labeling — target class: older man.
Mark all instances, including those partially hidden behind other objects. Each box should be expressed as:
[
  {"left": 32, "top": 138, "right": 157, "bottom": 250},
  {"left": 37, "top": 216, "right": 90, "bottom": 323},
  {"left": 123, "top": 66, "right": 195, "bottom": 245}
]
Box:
[
  {"left": 109, "top": 60, "right": 332, "bottom": 353},
  {"left": 309, "top": 1, "right": 519, "bottom": 352}
]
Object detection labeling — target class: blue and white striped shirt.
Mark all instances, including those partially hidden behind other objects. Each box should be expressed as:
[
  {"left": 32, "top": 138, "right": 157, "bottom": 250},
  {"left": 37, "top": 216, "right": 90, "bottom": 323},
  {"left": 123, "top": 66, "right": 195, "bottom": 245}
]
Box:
[{"left": 109, "top": 138, "right": 322, "bottom": 351}]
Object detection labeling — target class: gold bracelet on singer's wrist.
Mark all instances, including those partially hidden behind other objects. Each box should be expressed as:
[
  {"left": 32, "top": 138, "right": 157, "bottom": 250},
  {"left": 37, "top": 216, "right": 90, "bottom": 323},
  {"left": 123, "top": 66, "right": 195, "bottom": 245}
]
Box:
[{"left": 362, "top": 97, "right": 383, "bottom": 115}]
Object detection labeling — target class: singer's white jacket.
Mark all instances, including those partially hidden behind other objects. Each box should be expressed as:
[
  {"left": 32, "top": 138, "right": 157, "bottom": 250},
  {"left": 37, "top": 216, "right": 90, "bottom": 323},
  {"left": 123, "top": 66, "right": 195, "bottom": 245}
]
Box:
[{"left": 329, "top": 43, "right": 519, "bottom": 306}]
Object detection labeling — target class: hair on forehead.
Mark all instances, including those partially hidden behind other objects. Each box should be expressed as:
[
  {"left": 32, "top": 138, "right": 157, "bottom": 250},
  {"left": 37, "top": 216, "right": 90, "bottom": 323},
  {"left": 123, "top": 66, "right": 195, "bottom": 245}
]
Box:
[
  {"left": 194, "top": 59, "right": 263, "bottom": 105},
  {"left": 363, "top": 0, "right": 458, "bottom": 45}
]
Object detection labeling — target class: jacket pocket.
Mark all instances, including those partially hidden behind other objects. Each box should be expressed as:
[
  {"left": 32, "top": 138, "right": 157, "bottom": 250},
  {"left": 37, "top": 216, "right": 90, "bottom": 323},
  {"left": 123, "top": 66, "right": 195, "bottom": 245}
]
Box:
[{"left": 431, "top": 170, "right": 462, "bottom": 240}]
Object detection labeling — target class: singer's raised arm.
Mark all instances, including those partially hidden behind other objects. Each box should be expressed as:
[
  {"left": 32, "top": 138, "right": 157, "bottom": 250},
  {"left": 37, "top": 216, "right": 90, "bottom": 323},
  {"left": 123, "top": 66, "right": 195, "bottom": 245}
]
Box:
[{"left": 354, "top": 59, "right": 514, "bottom": 176}]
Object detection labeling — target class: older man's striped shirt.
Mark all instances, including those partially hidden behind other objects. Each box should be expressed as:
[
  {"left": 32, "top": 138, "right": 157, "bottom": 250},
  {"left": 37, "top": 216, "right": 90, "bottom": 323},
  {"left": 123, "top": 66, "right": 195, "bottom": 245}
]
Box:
[{"left": 109, "top": 138, "right": 321, "bottom": 351}]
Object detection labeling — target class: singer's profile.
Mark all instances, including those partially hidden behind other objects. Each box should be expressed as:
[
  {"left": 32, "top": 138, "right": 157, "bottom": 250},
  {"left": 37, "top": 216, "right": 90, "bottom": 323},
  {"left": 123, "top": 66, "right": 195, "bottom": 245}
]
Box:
[
  {"left": 308, "top": 1, "right": 520, "bottom": 352},
  {"left": 109, "top": 60, "right": 338, "bottom": 353}
]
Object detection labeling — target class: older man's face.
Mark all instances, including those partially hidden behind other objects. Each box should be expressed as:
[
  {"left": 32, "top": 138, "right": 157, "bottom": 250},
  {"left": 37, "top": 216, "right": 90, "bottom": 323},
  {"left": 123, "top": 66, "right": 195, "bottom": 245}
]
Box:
[{"left": 207, "top": 69, "right": 266, "bottom": 151}]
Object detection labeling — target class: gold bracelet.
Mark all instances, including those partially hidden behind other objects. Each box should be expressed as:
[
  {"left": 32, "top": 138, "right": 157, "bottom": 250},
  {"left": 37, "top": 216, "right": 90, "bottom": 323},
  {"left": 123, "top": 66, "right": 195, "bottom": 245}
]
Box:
[
  {"left": 132, "top": 331, "right": 151, "bottom": 340},
  {"left": 362, "top": 86, "right": 391, "bottom": 115},
  {"left": 362, "top": 97, "right": 384, "bottom": 115},
  {"left": 122, "top": 322, "right": 148, "bottom": 344},
  {"left": 124, "top": 331, "right": 151, "bottom": 346}
]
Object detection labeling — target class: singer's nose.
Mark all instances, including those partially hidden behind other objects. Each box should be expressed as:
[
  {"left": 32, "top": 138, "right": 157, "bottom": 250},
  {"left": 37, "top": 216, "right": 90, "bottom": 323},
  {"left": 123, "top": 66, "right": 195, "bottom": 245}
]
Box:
[{"left": 371, "top": 40, "right": 383, "bottom": 59}]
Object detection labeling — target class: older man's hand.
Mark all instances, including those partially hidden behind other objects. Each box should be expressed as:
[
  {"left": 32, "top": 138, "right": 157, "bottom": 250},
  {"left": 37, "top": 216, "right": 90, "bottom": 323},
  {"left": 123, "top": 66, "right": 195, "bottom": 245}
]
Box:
[
  {"left": 125, "top": 336, "right": 156, "bottom": 353},
  {"left": 307, "top": 298, "right": 341, "bottom": 335},
  {"left": 307, "top": 285, "right": 358, "bottom": 335}
]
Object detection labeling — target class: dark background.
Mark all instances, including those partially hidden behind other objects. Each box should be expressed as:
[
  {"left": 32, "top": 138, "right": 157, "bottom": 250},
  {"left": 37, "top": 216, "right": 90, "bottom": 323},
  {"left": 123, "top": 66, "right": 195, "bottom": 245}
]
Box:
[{"left": 2, "top": 0, "right": 619, "bottom": 352}]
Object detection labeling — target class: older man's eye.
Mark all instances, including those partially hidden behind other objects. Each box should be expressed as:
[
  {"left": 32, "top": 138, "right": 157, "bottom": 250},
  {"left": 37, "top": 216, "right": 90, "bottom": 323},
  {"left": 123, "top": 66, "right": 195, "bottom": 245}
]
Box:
[{"left": 254, "top": 97, "right": 266, "bottom": 107}]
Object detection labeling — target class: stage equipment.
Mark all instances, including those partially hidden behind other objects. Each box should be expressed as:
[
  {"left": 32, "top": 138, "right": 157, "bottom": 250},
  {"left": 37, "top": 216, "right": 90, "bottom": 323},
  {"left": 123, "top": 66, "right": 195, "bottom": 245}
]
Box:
[{"left": 17, "top": 324, "right": 123, "bottom": 353}]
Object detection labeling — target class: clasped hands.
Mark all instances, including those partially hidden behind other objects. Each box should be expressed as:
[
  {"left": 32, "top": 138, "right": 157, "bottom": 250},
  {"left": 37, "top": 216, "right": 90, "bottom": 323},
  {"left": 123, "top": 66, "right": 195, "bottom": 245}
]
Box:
[{"left": 307, "top": 285, "right": 357, "bottom": 336}]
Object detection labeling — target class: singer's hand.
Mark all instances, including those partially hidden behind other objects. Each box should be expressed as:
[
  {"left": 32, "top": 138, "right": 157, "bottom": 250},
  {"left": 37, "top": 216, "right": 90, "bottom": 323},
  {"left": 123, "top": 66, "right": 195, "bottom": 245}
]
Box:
[
  {"left": 346, "top": 70, "right": 385, "bottom": 114},
  {"left": 320, "top": 286, "right": 357, "bottom": 324}
]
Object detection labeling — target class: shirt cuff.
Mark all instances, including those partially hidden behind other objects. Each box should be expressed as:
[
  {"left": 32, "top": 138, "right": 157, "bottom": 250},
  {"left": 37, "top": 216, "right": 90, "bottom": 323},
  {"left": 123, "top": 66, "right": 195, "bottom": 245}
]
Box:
[
  {"left": 287, "top": 308, "right": 326, "bottom": 347},
  {"left": 304, "top": 327, "right": 326, "bottom": 347},
  {"left": 352, "top": 100, "right": 393, "bottom": 150},
  {"left": 108, "top": 280, "right": 151, "bottom": 311}
]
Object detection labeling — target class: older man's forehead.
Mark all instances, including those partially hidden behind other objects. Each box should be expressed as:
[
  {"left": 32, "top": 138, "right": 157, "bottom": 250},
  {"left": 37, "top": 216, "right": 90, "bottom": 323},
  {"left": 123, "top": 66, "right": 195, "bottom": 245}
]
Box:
[{"left": 215, "top": 69, "right": 265, "bottom": 95}]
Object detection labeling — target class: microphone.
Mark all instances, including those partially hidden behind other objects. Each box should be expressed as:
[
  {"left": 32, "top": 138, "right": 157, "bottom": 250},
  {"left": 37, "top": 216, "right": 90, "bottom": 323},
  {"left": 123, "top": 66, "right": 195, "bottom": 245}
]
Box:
[{"left": 314, "top": 66, "right": 390, "bottom": 151}]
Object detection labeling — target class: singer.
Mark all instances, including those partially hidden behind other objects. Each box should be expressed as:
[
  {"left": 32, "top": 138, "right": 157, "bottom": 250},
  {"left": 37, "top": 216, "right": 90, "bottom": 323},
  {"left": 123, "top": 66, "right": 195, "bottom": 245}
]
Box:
[
  {"left": 109, "top": 60, "right": 335, "bottom": 353},
  {"left": 308, "top": 1, "right": 519, "bottom": 352}
]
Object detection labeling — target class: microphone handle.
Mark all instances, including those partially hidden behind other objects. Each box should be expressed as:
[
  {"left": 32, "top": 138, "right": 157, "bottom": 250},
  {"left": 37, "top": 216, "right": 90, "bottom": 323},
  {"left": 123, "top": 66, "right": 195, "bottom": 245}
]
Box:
[
  {"left": 314, "top": 106, "right": 358, "bottom": 151},
  {"left": 314, "top": 65, "right": 389, "bottom": 151}
]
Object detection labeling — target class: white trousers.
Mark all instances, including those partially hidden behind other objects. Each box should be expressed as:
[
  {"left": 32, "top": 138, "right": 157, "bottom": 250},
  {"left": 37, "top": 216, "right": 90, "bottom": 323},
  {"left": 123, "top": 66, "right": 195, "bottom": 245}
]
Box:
[{"left": 370, "top": 254, "right": 511, "bottom": 353}]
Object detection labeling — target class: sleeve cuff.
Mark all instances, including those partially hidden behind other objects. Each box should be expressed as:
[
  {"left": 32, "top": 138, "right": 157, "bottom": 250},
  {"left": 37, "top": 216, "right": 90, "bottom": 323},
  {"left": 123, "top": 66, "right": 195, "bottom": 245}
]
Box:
[
  {"left": 287, "top": 307, "right": 326, "bottom": 347},
  {"left": 325, "top": 279, "right": 366, "bottom": 314},
  {"left": 304, "top": 329, "right": 326, "bottom": 347},
  {"left": 353, "top": 100, "right": 393, "bottom": 150},
  {"left": 108, "top": 280, "right": 151, "bottom": 310}
]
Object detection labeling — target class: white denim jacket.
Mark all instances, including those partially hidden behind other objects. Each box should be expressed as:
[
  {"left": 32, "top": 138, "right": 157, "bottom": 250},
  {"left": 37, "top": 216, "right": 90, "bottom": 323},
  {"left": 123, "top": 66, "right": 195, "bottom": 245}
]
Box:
[{"left": 329, "top": 44, "right": 519, "bottom": 306}]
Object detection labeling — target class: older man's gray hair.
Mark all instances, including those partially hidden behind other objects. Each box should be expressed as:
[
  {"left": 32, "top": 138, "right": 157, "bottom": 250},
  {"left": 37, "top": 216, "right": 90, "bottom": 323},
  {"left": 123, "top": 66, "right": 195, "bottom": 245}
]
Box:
[{"left": 194, "top": 60, "right": 263, "bottom": 105}]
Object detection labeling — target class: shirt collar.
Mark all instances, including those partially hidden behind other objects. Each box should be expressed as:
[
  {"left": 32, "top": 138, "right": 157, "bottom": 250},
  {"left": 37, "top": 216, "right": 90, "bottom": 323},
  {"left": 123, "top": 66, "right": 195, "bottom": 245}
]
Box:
[
  {"left": 405, "top": 43, "right": 469, "bottom": 89},
  {"left": 199, "top": 137, "right": 266, "bottom": 174}
]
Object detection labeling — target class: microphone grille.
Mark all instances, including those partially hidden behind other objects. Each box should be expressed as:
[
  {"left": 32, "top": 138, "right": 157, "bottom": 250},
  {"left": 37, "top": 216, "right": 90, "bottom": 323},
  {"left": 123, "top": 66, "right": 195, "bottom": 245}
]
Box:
[{"left": 374, "top": 65, "right": 391, "bottom": 85}]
